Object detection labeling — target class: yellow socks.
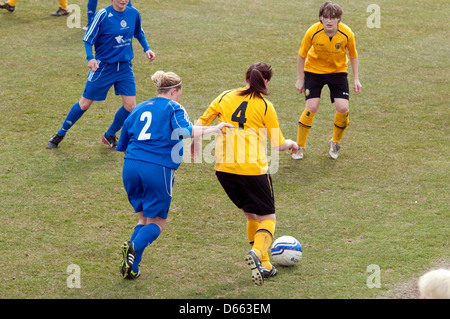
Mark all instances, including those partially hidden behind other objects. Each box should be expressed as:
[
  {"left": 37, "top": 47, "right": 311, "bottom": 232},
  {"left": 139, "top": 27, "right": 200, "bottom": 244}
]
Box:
[
  {"left": 296, "top": 108, "right": 316, "bottom": 148},
  {"left": 247, "top": 218, "right": 276, "bottom": 270},
  {"left": 253, "top": 219, "right": 276, "bottom": 269},
  {"left": 246, "top": 219, "right": 259, "bottom": 247},
  {"left": 332, "top": 111, "right": 349, "bottom": 143},
  {"left": 7, "top": 0, "right": 18, "bottom": 6},
  {"left": 59, "top": 0, "right": 68, "bottom": 10}
]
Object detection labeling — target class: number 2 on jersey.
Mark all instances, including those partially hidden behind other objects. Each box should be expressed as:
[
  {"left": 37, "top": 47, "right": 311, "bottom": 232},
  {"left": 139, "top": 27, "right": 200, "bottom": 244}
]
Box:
[
  {"left": 231, "top": 101, "right": 248, "bottom": 129},
  {"left": 138, "top": 111, "right": 152, "bottom": 140}
]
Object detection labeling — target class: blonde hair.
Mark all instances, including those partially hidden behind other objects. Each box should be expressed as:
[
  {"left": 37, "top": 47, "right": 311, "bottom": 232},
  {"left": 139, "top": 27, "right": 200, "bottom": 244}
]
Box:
[
  {"left": 418, "top": 269, "right": 450, "bottom": 299},
  {"left": 151, "top": 71, "right": 182, "bottom": 93}
]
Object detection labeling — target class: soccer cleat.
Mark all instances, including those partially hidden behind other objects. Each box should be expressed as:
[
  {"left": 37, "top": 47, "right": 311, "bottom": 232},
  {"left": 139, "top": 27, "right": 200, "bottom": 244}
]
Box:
[
  {"left": 328, "top": 140, "right": 341, "bottom": 159},
  {"left": 245, "top": 250, "right": 264, "bottom": 286},
  {"left": 0, "top": 2, "right": 15, "bottom": 12},
  {"left": 120, "top": 241, "right": 136, "bottom": 279},
  {"left": 291, "top": 147, "right": 305, "bottom": 160},
  {"left": 261, "top": 266, "right": 278, "bottom": 279},
  {"left": 46, "top": 133, "right": 65, "bottom": 149},
  {"left": 102, "top": 133, "right": 118, "bottom": 149},
  {"left": 50, "top": 7, "right": 69, "bottom": 16},
  {"left": 124, "top": 270, "right": 141, "bottom": 280}
]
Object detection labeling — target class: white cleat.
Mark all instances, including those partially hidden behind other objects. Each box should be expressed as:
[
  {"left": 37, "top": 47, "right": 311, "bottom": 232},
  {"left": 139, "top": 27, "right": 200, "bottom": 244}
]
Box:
[
  {"left": 328, "top": 140, "right": 341, "bottom": 159},
  {"left": 291, "top": 147, "right": 305, "bottom": 160}
]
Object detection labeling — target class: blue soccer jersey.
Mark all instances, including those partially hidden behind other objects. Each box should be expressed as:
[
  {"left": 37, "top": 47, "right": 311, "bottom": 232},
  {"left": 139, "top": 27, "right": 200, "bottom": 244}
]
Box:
[
  {"left": 116, "top": 98, "right": 193, "bottom": 170},
  {"left": 83, "top": 5, "right": 149, "bottom": 63}
]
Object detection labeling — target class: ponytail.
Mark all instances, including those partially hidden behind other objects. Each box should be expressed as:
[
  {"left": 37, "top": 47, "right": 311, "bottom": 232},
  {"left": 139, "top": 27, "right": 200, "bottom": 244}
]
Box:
[{"left": 238, "top": 62, "right": 273, "bottom": 99}]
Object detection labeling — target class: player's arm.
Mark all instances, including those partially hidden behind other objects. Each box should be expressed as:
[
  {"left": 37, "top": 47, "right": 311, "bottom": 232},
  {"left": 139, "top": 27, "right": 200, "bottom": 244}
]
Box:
[
  {"left": 134, "top": 12, "right": 156, "bottom": 62},
  {"left": 295, "top": 54, "right": 306, "bottom": 94},
  {"left": 84, "top": 42, "right": 98, "bottom": 71},
  {"left": 191, "top": 122, "right": 234, "bottom": 137},
  {"left": 350, "top": 56, "right": 361, "bottom": 94},
  {"left": 346, "top": 30, "right": 361, "bottom": 94},
  {"left": 83, "top": 9, "right": 106, "bottom": 71},
  {"left": 116, "top": 119, "right": 131, "bottom": 153},
  {"left": 265, "top": 103, "right": 299, "bottom": 155},
  {"left": 274, "top": 139, "right": 298, "bottom": 154},
  {"left": 296, "top": 26, "right": 312, "bottom": 94},
  {"left": 189, "top": 96, "right": 223, "bottom": 160}
]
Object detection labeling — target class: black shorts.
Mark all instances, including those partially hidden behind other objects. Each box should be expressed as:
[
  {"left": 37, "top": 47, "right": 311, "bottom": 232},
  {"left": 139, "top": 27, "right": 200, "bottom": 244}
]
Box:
[
  {"left": 216, "top": 171, "right": 275, "bottom": 215},
  {"left": 304, "top": 71, "right": 349, "bottom": 103}
]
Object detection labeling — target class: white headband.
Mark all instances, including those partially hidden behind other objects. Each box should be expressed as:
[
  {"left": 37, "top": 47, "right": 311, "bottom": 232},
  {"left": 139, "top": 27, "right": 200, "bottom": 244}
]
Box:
[{"left": 160, "top": 82, "right": 182, "bottom": 90}]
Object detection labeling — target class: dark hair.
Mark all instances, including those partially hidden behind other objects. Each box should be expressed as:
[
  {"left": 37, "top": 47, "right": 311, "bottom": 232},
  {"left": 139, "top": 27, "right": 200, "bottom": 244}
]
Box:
[
  {"left": 319, "top": 1, "right": 343, "bottom": 21},
  {"left": 238, "top": 62, "right": 272, "bottom": 99}
]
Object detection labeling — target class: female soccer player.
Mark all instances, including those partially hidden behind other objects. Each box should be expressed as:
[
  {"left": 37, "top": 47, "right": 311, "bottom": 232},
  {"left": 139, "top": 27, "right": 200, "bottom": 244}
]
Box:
[
  {"left": 46, "top": 0, "right": 155, "bottom": 150},
  {"left": 191, "top": 62, "right": 298, "bottom": 286},
  {"left": 292, "top": 1, "right": 361, "bottom": 160},
  {"left": 117, "top": 71, "right": 234, "bottom": 279}
]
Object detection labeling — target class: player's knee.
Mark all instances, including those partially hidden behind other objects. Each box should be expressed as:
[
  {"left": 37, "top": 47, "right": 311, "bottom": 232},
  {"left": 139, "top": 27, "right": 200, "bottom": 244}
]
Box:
[{"left": 79, "top": 98, "right": 93, "bottom": 111}]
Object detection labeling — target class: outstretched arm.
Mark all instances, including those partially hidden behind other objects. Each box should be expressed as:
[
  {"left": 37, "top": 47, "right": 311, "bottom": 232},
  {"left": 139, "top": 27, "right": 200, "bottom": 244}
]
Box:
[{"left": 274, "top": 139, "right": 299, "bottom": 154}]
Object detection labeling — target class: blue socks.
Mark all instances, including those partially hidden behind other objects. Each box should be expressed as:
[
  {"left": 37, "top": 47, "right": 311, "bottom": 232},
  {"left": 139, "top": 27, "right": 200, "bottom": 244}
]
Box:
[
  {"left": 105, "top": 106, "right": 130, "bottom": 137},
  {"left": 58, "top": 102, "right": 86, "bottom": 137},
  {"left": 57, "top": 104, "right": 129, "bottom": 138},
  {"left": 130, "top": 224, "right": 144, "bottom": 242},
  {"left": 131, "top": 223, "right": 161, "bottom": 272}
]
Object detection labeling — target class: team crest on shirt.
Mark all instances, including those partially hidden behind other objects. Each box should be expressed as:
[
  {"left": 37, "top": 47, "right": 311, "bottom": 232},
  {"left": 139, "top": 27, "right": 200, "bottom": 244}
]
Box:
[
  {"left": 335, "top": 43, "right": 342, "bottom": 50},
  {"left": 120, "top": 20, "right": 127, "bottom": 28}
]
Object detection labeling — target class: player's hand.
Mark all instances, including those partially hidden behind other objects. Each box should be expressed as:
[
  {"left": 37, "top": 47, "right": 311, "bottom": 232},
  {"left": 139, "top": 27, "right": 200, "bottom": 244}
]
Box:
[
  {"left": 216, "top": 122, "right": 235, "bottom": 134},
  {"left": 88, "top": 59, "right": 99, "bottom": 72},
  {"left": 286, "top": 139, "right": 299, "bottom": 155},
  {"left": 354, "top": 79, "right": 362, "bottom": 94},
  {"left": 145, "top": 50, "right": 156, "bottom": 62},
  {"left": 295, "top": 78, "right": 304, "bottom": 94}
]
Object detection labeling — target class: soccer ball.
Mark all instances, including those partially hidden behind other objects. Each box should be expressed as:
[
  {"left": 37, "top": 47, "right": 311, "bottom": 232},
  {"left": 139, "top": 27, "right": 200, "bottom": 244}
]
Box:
[{"left": 271, "top": 236, "right": 302, "bottom": 266}]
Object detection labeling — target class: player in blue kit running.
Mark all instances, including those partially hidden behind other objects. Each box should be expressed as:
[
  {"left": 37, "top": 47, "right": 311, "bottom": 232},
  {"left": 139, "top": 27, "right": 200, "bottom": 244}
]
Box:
[
  {"left": 47, "top": 0, "right": 155, "bottom": 150},
  {"left": 117, "top": 71, "right": 234, "bottom": 279}
]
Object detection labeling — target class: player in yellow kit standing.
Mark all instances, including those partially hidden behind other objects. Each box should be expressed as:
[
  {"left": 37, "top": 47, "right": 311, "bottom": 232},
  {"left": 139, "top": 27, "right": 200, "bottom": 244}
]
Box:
[
  {"left": 191, "top": 62, "right": 298, "bottom": 286},
  {"left": 292, "top": 1, "right": 362, "bottom": 160}
]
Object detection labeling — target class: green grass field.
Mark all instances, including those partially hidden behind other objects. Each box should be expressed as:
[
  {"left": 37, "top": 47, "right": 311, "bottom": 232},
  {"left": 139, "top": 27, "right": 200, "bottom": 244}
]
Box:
[{"left": 0, "top": 0, "right": 448, "bottom": 299}]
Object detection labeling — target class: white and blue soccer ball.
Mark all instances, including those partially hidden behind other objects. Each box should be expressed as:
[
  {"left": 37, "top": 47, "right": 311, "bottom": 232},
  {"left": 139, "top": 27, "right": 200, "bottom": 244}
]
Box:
[{"left": 271, "top": 236, "right": 302, "bottom": 266}]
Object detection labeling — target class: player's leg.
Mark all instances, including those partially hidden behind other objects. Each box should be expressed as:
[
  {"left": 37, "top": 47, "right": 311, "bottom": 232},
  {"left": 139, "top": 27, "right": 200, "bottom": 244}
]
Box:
[
  {"left": 87, "top": 0, "right": 98, "bottom": 24},
  {"left": 47, "top": 62, "right": 112, "bottom": 149},
  {"left": 245, "top": 213, "right": 276, "bottom": 286},
  {"left": 50, "top": 0, "right": 69, "bottom": 16},
  {"left": 329, "top": 98, "right": 349, "bottom": 159},
  {"left": 103, "top": 63, "right": 136, "bottom": 148},
  {"left": 328, "top": 73, "right": 350, "bottom": 159},
  {"left": 102, "top": 96, "right": 135, "bottom": 148},
  {"left": 243, "top": 174, "right": 276, "bottom": 286},
  {"left": 293, "top": 72, "right": 323, "bottom": 159},
  {"left": 46, "top": 97, "right": 93, "bottom": 149},
  {"left": 332, "top": 98, "right": 349, "bottom": 143},
  {"left": 128, "top": 214, "right": 164, "bottom": 279},
  {"left": 121, "top": 162, "right": 172, "bottom": 279},
  {"left": 0, "top": 0, "right": 17, "bottom": 12}
]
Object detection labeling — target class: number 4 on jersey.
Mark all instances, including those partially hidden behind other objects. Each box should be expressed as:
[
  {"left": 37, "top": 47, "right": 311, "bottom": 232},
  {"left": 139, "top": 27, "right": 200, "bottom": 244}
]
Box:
[{"left": 231, "top": 101, "right": 248, "bottom": 129}]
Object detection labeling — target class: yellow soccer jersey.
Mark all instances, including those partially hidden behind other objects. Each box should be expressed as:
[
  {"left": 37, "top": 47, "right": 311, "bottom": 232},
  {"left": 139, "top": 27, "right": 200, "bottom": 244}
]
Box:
[
  {"left": 299, "top": 22, "right": 358, "bottom": 74},
  {"left": 196, "top": 88, "right": 286, "bottom": 175}
]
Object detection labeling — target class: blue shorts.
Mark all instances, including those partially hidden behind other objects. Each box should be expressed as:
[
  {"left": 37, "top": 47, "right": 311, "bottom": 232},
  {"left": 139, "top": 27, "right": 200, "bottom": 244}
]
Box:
[
  {"left": 83, "top": 61, "right": 136, "bottom": 101},
  {"left": 122, "top": 159, "right": 174, "bottom": 219}
]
